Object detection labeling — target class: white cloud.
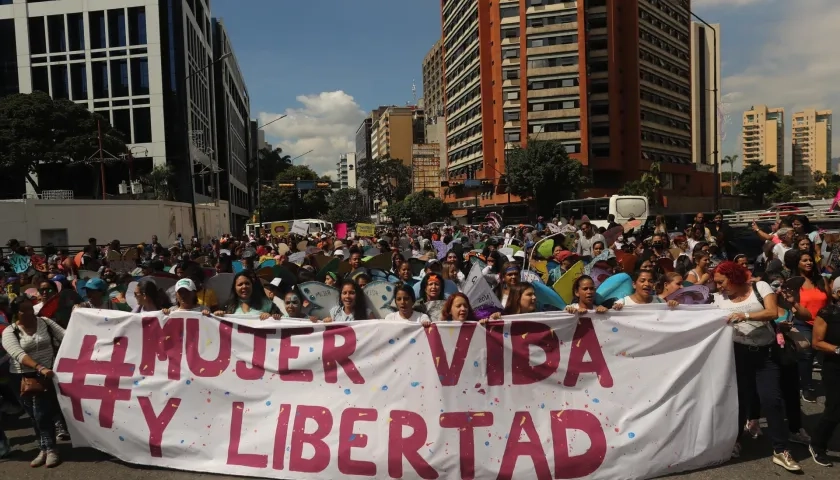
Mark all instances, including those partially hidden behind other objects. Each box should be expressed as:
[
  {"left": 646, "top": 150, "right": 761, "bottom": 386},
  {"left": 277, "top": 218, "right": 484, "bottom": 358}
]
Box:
[
  {"left": 721, "top": 0, "right": 840, "bottom": 173},
  {"left": 258, "top": 91, "right": 366, "bottom": 180}
]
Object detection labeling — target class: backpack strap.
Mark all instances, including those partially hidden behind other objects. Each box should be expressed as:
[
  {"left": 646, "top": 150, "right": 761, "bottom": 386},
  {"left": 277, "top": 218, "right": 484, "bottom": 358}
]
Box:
[{"left": 752, "top": 282, "right": 765, "bottom": 307}]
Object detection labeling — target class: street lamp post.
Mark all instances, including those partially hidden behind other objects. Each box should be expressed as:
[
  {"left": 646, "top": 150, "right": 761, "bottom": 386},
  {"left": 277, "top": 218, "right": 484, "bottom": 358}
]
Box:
[
  {"left": 687, "top": 8, "right": 720, "bottom": 211},
  {"left": 183, "top": 52, "right": 231, "bottom": 241}
]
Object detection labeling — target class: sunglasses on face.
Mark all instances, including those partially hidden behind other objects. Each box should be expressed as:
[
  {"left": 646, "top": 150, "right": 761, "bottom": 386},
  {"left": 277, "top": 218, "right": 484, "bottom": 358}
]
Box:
[{"left": 39, "top": 288, "right": 55, "bottom": 294}]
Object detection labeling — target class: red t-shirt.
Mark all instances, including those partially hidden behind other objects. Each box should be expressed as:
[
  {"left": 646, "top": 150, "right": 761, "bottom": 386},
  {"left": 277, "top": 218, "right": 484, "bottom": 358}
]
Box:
[{"left": 799, "top": 286, "right": 828, "bottom": 326}]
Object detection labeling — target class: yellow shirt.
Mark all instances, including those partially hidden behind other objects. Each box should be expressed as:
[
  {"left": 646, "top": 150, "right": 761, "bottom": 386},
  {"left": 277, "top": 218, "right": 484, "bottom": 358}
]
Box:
[{"left": 196, "top": 288, "right": 218, "bottom": 308}]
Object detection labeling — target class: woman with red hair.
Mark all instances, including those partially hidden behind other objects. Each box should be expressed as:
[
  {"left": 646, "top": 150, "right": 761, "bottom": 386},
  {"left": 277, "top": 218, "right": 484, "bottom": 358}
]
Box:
[{"left": 712, "top": 261, "right": 800, "bottom": 471}]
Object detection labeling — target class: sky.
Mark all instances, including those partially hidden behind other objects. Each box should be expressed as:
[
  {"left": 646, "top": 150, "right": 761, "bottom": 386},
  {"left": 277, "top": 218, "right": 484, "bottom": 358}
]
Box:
[{"left": 211, "top": 0, "right": 840, "bottom": 179}]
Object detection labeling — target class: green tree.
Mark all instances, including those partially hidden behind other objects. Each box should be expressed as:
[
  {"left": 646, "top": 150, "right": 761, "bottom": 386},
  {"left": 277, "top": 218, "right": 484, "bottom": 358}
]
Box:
[
  {"left": 258, "top": 165, "right": 331, "bottom": 220},
  {"left": 506, "top": 140, "right": 588, "bottom": 215},
  {"left": 767, "top": 175, "right": 796, "bottom": 203},
  {"left": 0, "top": 91, "right": 126, "bottom": 193},
  {"left": 324, "top": 188, "right": 368, "bottom": 225},
  {"left": 257, "top": 147, "right": 292, "bottom": 182},
  {"left": 816, "top": 173, "right": 840, "bottom": 199},
  {"left": 619, "top": 161, "right": 663, "bottom": 206},
  {"left": 813, "top": 170, "right": 825, "bottom": 185},
  {"left": 357, "top": 155, "right": 412, "bottom": 206},
  {"left": 722, "top": 154, "right": 738, "bottom": 194},
  {"left": 386, "top": 190, "right": 450, "bottom": 226},
  {"left": 141, "top": 164, "right": 176, "bottom": 200},
  {"left": 738, "top": 160, "right": 780, "bottom": 204}
]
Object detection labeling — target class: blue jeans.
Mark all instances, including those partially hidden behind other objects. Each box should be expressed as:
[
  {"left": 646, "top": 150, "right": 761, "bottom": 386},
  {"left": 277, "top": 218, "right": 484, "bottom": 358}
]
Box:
[
  {"left": 11, "top": 374, "right": 57, "bottom": 452},
  {"left": 792, "top": 318, "right": 815, "bottom": 392},
  {"left": 734, "top": 343, "right": 790, "bottom": 453}
]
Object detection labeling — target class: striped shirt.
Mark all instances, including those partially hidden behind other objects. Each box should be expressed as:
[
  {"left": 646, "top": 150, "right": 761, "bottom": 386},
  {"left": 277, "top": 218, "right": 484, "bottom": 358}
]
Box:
[{"left": 1, "top": 317, "right": 66, "bottom": 374}]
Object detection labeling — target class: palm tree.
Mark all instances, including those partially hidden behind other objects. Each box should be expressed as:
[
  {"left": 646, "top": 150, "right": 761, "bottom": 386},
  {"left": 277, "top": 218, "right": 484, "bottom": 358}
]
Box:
[
  {"left": 258, "top": 147, "right": 292, "bottom": 181},
  {"left": 722, "top": 154, "right": 738, "bottom": 194},
  {"left": 142, "top": 164, "right": 175, "bottom": 200}
]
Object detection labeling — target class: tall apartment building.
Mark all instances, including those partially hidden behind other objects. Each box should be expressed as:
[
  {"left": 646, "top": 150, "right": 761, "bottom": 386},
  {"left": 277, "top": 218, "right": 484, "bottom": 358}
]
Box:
[
  {"left": 370, "top": 105, "right": 425, "bottom": 164},
  {"left": 792, "top": 109, "right": 832, "bottom": 192},
  {"left": 423, "top": 39, "right": 444, "bottom": 118},
  {"left": 0, "top": 0, "right": 225, "bottom": 209},
  {"left": 336, "top": 153, "right": 357, "bottom": 189},
  {"left": 441, "top": 0, "right": 712, "bottom": 208},
  {"left": 213, "top": 18, "right": 251, "bottom": 233},
  {"left": 742, "top": 105, "right": 784, "bottom": 173},
  {"left": 690, "top": 21, "right": 720, "bottom": 174}
]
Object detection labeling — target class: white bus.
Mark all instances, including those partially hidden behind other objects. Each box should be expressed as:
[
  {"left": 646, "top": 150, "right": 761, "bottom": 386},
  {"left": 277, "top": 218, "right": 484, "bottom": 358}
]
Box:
[{"left": 554, "top": 195, "right": 649, "bottom": 229}]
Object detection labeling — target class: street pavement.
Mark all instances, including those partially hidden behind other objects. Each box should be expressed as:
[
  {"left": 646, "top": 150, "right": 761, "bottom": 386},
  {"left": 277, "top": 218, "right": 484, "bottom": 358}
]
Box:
[{"left": 2, "top": 390, "right": 837, "bottom": 480}]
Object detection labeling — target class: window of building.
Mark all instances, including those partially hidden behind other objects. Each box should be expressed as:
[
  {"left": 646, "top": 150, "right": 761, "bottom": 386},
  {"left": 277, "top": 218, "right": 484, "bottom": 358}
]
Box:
[
  {"left": 31, "top": 65, "right": 49, "bottom": 93},
  {"left": 130, "top": 57, "right": 149, "bottom": 95},
  {"left": 70, "top": 63, "right": 87, "bottom": 100},
  {"left": 133, "top": 107, "right": 152, "bottom": 143},
  {"left": 110, "top": 59, "right": 129, "bottom": 97},
  {"left": 503, "top": 69, "right": 519, "bottom": 80},
  {"left": 504, "top": 132, "right": 521, "bottom": 142},
  {"left": 92, "top": 61, "right": 109, "bottom": 98},
  {"left": 502, "top": 48, "right": 519, "bottom": 59},
  {"left": 89, "top": 11, "right": 106, "bottom": 49},
  {"left": 500, "top": 6, "right": 519, "bottom": 18},
  {"left": 67, "top": 13, "right": 84, "bottom": 51},
  {"left": 503, "top": 111, "right": 520, "bottom": 122},
  {"left": 0, "top": 19, "right": 18, "bottom": 96},
  {"left": 47, "top": 15, "right": 66, "bottom": 53},
  {"left": 50, "top": 64, "right": 68, "bottom": 99},
  {"left": 505, "top": 91, "right": 519, "bottom": 101},
  {"left": 112, "top": 108, "right": 131, "bottom": 142},
  {"left": 128, "top": 7, "right": 147, "bottom": 45},
  {"left": 28, "top": 17, "right": 47, "bottom": 55},
  {"left": 108, "top": 9, "right": 127, "bottom": 47},
  {"left": 502, "top": 27, "right": 519, "bottom": 38}
]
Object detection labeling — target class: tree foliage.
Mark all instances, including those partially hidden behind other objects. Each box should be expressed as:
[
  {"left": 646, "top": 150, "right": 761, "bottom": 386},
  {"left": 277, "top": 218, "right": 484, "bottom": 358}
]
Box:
[
  {"left": 505, "top": 140, "right": 588, "bottom": 215},
  {"left": 619, "top": 161, "right": 663, "bottom": 206},
  {"left": 257, "top": 147, "right": 292, "bottom": 182},
  {"left": 721, "top": 154, "right": 739, "bottom": 194},
  {"left": 141, "top": 164, "right": 176, "bottom": 201},
  {"left": 357, "top": 156, "right": 412, "bottom": 206},
  {"left": 324, "top": 188, "right": 369, "bottom": 225},
  {"left": 815, "top": 173, "right": 840, "bottom": 199},
  {"left": 737, "top": 160, "right": 780, "bottom": 204},
  {"left": 0, "top": 92, "right": 126, "bottom": 192},
  {"left": 259, "top": 165, "right": 331, "bottom": 221},
  {"left": 386, "top": 190, "right": 450, "bottom": 226},
  {"left": 766, "top": 174, "right": 796, "bottom": 204}
]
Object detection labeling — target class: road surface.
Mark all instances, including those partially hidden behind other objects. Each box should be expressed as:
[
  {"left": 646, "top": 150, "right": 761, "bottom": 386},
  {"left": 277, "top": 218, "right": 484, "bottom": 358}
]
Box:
[{"left": 2, "top": 391, "right": 837, "bottom": 479}]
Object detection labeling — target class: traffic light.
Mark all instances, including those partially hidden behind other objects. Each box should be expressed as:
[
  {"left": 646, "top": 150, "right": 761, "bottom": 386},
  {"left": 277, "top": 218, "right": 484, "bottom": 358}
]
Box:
[
  {"left": 277, "top": 182, "right": 295, "bottom": 189},
  {"left": 316, "top": 182, "right": 331, "bottom": 189}
]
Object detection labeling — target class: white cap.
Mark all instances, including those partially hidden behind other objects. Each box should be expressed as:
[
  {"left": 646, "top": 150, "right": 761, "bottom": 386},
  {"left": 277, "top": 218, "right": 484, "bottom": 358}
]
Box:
[
  {"left": 334, "top": 249, "right": 345, "bottom": 257},
  {"left": 270, "top": 277, "right": 282, "bottom": 287},
  {"left": 513, "top": 250, "right": 526, "bottom": 259},
  {"left": 175, "top": 278, "right": 196, "bottom": 292},
  {"left": 832, "top": 277, "right": 840, "bottom": 293}
]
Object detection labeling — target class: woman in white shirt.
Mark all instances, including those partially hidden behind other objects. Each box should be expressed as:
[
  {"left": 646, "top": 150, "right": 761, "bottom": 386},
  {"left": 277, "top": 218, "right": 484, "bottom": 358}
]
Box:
[
  {"left": 613, "top": 271, "right": 679, "bottom": 309},
  {"left": 384, "top": 285, "right": 431, "bottom": 326},
  {"left": 565, "top": 275, "right": 608, "bottom": 314},
  {"left": 712, "top": 260, "right": 800, "bottom": 471}
]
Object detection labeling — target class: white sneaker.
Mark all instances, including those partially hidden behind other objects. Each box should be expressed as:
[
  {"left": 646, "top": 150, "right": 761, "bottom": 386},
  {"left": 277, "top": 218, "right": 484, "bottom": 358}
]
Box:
[
  {"left": 45, "top": 450, "right": 60, "bottom": 468},
  {"left": 789, "top": 428, "right": 812, "bottom": 445},
  {"left": 30, "top": 450, "right": 46, "bottom": 467}
]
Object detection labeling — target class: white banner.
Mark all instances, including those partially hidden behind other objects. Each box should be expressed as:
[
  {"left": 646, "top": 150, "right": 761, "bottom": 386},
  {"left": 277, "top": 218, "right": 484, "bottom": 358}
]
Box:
[
  {"left": 54, "top": 307, "right": 736, "bottom": 480},
  {"left": 291, "top": 221, "right": 309, "bottom": 236}
]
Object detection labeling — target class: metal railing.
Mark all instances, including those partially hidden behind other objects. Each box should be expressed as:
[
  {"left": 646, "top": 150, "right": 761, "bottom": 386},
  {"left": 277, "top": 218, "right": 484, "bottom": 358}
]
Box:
[{"left": 722, "top": 206, "right": 840, "bottom": 225}]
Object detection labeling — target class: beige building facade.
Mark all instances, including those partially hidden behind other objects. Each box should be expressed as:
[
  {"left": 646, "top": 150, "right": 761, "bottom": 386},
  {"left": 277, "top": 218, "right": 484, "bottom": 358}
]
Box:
[
  {"left": 370, "top": 106, "right": 425, "bottom": 165},
  {"left": 792, "top": 109, "right": 832, "bottom": 191},
  {"left": 742, "top": 105, "right": 784, "bottom": 172},
  {"left": 411, "top": 144, "right": 442, "bottom": 196},
  {"left": 690, "top": 21, "right": 720, "bottom": 174}
]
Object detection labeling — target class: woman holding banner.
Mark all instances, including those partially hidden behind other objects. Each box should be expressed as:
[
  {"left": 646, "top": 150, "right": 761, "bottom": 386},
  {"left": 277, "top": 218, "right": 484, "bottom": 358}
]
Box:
[
  {"left": 0, "top": 296, "right": 65, "bottom": 468},
  {"left": 712, "top": 261, "right": 801, "bottom": 472}
]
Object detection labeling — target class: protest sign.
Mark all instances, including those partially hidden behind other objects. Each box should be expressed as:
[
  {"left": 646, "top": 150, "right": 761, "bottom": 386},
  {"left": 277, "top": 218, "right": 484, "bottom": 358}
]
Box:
[
  {"left": 270, "top": 222, "right": 290, "bottom": 237},
  {"left": 463, "top": 263, "right": 503, "bottom": 312},
  {"left": 56, "top": 307, "right": 735, "bottom": 480},
  {"left": 291, "top": 221, "right": 309, "bottom": 236},
  {"left": 356, "top": 223, "right": 375, "bottom": 237}
]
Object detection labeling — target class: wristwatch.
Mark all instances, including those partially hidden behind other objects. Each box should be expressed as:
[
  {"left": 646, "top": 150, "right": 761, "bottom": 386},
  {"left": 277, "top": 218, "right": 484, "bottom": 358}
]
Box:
[
  {"left": 835, "top": 346, "right": 840, "bottom": 355},
  {"left": 744, "top": 312, "right": 751, "bottom": 319}
]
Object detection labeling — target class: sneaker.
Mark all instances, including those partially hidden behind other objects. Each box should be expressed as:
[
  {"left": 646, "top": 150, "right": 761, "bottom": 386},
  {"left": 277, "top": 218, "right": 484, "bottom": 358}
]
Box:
[
  {"left": 789, "top": 428, "right": 812, "bottom": 445},
  {"left": 772, "top": 451, "right": 802, "bottom": 472},
  {"left": 45, "top": 450, "right": 60, "bottom": 468},
  {"left": 745, "top": 419, "right": 762, "bottom": 439},
  {"left": 0, "top": 436, "right": 10, "bottom": 459},
  {"left": 30, "top": 450, "right": 46, "bottom": 468},
  {"left": 56, "top": 423, "right": 70, "bottom": 441},
  {"left": 809, "top": 445, "right": 833, "bottom": 467},
  {"left": 801, "top": 390, "right": 818, "bottom": 404}
]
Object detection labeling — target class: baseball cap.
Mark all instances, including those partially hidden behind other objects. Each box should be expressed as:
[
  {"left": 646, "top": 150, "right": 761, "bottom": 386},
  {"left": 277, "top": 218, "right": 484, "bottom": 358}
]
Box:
[
  {"left": 175, "top": 278, "right": 197, "bottom": 292},
  {"left": 556, "top": 251, "right": 579, "bottom": 263},
  {"left": 84, "top": 278, "right": 107, "bottom": 292}
]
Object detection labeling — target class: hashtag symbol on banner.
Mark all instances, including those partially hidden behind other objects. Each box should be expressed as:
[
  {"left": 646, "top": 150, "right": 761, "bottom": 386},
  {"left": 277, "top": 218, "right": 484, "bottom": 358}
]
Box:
[{"left": 55, "top": 334, "right": 134, "bottom": 429}]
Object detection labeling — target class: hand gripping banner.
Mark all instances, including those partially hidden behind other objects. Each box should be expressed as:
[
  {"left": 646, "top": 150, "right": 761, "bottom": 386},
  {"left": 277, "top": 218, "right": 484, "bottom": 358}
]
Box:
[{"left": 54, "top": 306, "right": 736, "bottom": 480}]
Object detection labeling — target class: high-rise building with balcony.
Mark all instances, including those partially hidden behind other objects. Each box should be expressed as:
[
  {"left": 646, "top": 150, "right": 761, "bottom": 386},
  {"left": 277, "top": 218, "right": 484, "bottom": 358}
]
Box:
[
  {"left": 370, "top": 105, "right": 425, "bottom": 164},
  {"left": 423, "top": 39, "right": 445, "bottom": 119},
  {"left": 792, "top": 109, "right": 832, "bottom": 192},
  {"left": 336, "top": 153, "right": 357, "bottom": 189},
  {"left": 441, "top": 0, "right": 713, "bottom": 208},
  {"left": 742, "top": 105, "right": 784, "bottom": 173}
]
